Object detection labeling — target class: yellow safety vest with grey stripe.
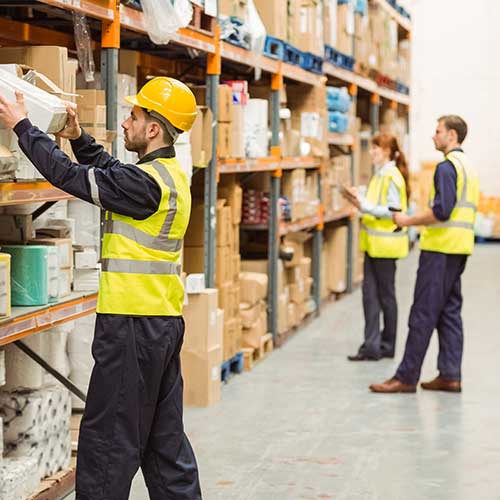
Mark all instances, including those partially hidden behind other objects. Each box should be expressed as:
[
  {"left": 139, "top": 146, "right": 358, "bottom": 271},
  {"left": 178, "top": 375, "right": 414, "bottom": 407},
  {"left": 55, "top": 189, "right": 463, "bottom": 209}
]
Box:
[
  {"left": 420, "top": 150, "right": 479, "bottom": 255},
  {"left": 360, "top": 164, "right": 409, "bottom": 259},
  {"left": 96, "top": 158, "right": 190, "bottom": 316}
]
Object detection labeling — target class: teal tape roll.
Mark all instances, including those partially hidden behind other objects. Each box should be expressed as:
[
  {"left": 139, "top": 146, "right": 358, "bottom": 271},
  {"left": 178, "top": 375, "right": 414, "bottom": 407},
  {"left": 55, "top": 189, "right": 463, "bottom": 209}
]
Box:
[{"left": 1, "top": 245, "right": 49, "bottom": 306}]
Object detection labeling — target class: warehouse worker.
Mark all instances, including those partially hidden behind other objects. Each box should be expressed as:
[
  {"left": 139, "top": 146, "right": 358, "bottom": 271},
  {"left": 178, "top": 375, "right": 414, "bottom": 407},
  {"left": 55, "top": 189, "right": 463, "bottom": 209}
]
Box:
[
  {"left": 370, "top": 115, "right": 479, "bottom": 394},
  {"left": 0, "top": 79, "right": 202, "bottom": 499},
  {"left": 342, "top": 133, "right": 410, "bottom": 361}
]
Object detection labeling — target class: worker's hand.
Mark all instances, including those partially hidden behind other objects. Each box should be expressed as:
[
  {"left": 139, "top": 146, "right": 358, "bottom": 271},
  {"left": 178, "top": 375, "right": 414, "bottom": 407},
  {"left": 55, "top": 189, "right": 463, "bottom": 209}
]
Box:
[
  {"left": 341, "top": 186, "right": 361, "bottom": 209},
  {"left": 393, "top": 212, "right": 411, "bottom": 227},
  {"left": 56, "top": 102, "right": 82, "bottom": 140},
  {"left": 0, "top": 91, "right": 28, "bottom": 129}
]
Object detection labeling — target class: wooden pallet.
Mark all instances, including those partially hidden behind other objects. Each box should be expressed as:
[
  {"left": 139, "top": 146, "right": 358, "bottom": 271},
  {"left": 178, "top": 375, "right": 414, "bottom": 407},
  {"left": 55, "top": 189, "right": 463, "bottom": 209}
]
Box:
[
  {"left": 242, "top": 333, "right": 274, "bottom": 370},
  {"left": 188, "top": 4, "right": 216, "bottom": 37}
]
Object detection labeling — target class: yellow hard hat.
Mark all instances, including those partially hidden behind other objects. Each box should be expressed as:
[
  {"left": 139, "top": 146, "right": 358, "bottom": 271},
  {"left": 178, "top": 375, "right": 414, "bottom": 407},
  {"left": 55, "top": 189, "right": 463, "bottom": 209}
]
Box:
[{"left": 125, "top": 77, "right": 197, "bottom": 132}]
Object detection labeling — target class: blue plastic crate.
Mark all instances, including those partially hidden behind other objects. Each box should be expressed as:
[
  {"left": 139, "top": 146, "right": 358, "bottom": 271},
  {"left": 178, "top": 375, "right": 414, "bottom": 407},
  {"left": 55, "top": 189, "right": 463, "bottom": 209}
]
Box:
[
  {"left": 301, "top": 52, "right": 323, "bottom": 74},
  {"left": 324, "top": 45, "right": 355, "bottom": 72},
  {"left": 263, "top": 35, "right": 285, "bottom": 60},
  {"left": 284, "top": 43, "right": 304, "bottom": 66}
]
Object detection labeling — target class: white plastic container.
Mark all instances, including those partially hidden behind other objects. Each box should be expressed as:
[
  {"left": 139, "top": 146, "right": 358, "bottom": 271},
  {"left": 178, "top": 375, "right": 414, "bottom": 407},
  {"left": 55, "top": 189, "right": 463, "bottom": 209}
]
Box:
[{"left": 0, "top": 68, "right": 68, "bottom": 133}]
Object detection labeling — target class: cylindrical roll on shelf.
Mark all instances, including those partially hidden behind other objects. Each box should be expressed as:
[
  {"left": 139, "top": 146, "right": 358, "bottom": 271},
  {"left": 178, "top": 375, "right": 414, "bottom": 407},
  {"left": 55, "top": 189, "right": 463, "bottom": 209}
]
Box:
[
  {"left": 0, "top": 252, "right": 11, "bottom": 316},
  {"left": 1, "top": 245, "right": 49, "bottom": 306}
]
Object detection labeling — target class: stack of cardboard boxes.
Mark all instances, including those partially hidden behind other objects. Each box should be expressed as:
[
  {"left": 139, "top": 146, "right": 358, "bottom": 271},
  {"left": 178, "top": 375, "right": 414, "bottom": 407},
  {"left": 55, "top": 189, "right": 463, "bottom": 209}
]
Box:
[
  {"left": 323, "top": 225, "right": 348, "bottom": 295},
  {"left": 323, "top": 154, "right": 352, "bottom": 214},
  {"left": 282, "top": 232, "right": 313, "bottom": 329},
  {"left": 181, "top": 288, "right": 223, "bottom": 407},
  {"left": 239, "top": 272, "right": 268, "bottom": 350},
  {"left": 282, "top": 169, "right": 320, "bottom": 221},
  {"left": 288, "top": 0, "right": 324, "bottom": 56},
  {"left": 254, "top": 0, "right": 288, "bottom": 41},
  {"left": 336, "top": 0, "right": 355, "bottom": 56}
]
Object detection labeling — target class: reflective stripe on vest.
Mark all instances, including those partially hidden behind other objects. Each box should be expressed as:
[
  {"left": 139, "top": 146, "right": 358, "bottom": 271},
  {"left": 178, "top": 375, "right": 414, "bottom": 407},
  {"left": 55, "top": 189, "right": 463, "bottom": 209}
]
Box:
[
  {"left": 88, "top": 168, "right": 103, "bottom": 208},
  {"left": 360, "top": 223, "right": 409, "bottom": 238},
  {"left": 101, "top": 258, "right": 181, "bottom": 275},
  {"left": 420, "top": 151, "right": 479, "bottom": 255}
]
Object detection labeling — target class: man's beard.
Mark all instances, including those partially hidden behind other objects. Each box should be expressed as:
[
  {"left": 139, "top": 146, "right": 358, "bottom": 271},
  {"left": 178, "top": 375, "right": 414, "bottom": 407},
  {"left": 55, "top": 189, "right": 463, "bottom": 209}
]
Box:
[{"left": 125, "top": 136, "right": 147, "bottom": 153}]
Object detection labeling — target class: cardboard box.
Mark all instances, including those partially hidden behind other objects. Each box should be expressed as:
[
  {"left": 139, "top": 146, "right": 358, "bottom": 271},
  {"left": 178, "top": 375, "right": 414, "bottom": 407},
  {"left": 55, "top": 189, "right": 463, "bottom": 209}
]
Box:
[
  {"left": 300, "top": 257, "right": 312, "bottom": 279},
  {"left": 182, "top": 345, "right": 222, "bottom": 407},
  {"left": 218, "top": 84, "right": 234, "bottom": 123},
  {"left": 325, "top": 226, "right": 347, "bottom": 293},
  {"left": 28, "top": 238, "right": 73, "bottom": 268},
  {"left": 219, "top": 0, "right": 248, "bottom": 19},
  {"left": 218, "top": 281, "right": 233, "bottom": 318},
  {"left": 239, "top": 272, "right": 268, "bottom": 304},
  {"left": 183, "top": 246, "right": 204, "bottom": 275},
  {"left": 241, "top": 259, "right": 285, "bottom": 294},
  {"left": 218, "top": 123, "right": 233, "bottom": 159},
  {"left": 76, "top": 89, "right": 106, "bottom": 107},
  {"left": 216, "top": 200, "right": 232, "bottom": 246},
  {"left": 185, "top": 200, "right": 205, "bottom": 247},
  {"left": 216, "top": 308, "right": 224, "bottom": 347},
  {"left": 278, "top": 292, "right": 288, "bottom": 334},
  {"left": 0, "top": 253, "right": 11, "bottom": 317},
  {"left": 254, "top": 0, "right": 288, "bottom": 41},
  {"left": 0, "top": 46, "right": 68, "bottom": 90},
  {"left": 190, "top": 106, "right": 213, "bottom": 168},
  {"left": 232, "top": 254, "right": 241, "bottom": 282},
  {"left": 58, "top": 268, "right": 73, "bottom": 298},
  {"left": 242, "top": 310, "right": 267, "bottom": 349},
  {"left": 0, "top": 215, "right": 33, "bottom": 243},
  {"left": 216, "top": 245, "right": 232, "bottom": 286},
  {"left": 183, "top": 288, "right": 219, "bottom": 355},
  {"left": 289, "top": 280, "right": 306, "bottom": 304},
  {"left": 223, "top": 318, "right": 238, "bottom": 360},
  {"left": 282, "top": 231, "right": 311, "bottom": 268},
  {"left": 240, "top": 300, "right": 266, "bottom": 329},
  {"left": 218, "top": 178, "right": 243, "bottom": 225}
]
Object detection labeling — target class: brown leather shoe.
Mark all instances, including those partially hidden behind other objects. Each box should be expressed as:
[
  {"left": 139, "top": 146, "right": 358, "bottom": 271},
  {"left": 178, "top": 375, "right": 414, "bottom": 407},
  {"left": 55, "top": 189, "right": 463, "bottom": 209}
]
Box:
[
  {"left": 420, "top": 376, "right": 461, "bottom": 393},
  {"left": 369, "top": 377, "right": 417, "bottom": 393}
]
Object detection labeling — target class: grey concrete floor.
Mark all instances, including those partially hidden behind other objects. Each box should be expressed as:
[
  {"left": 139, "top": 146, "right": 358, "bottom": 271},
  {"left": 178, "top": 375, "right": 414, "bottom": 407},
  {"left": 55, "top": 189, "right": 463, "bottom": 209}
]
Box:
[{"left": 70, "top": 245, "right": 500, "bottom": 500}]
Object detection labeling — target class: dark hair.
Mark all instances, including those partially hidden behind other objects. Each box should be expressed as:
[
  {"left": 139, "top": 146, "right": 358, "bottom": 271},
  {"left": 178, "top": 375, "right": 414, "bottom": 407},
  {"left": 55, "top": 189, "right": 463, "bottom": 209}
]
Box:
[
  {"left": 438, "top": 115, "right": 468, "bottom": 144},
  {"left": 372, "top": 133, "right": 411, "bottom": 199}
]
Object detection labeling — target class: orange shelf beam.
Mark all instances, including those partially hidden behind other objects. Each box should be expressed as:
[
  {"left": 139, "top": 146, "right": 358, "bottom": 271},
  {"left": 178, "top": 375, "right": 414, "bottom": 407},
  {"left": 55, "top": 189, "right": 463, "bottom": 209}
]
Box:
[
  {"left": 0, "top": 181, "right": 73, "bottom": 206},
  {"left": 0, "top": 293, "right": 98, "bottom": 347}
]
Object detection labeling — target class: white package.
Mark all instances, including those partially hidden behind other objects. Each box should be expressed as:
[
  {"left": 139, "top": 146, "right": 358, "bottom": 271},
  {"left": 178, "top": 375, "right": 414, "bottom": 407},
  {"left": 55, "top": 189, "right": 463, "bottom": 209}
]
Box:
[
  {"left": 245, "top": 99, "right": 268, "bottom": 158},
  {"left": 73, "top": 268, "right": 100, "bottom": 292},
  {"left": 0, "top": 68, "right": 67, "bottom": 134},
  {"left": 67, "top": 200, "right": 101, "bottom": 249},
  {"left": 185, "top": 273, "right": 205, "bottom": 294},
  {"left": 74, "top": 249, "right": 98, "bottom": 269},
  {"left": 175, "top": 142, "right": 193, "bottom": 184}
]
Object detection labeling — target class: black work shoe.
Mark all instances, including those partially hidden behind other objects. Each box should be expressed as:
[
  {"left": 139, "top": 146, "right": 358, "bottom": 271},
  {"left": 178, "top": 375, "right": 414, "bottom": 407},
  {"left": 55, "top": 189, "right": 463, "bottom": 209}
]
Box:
[{"left": 347, "top": 353, "right": 380, "bottom": 361}]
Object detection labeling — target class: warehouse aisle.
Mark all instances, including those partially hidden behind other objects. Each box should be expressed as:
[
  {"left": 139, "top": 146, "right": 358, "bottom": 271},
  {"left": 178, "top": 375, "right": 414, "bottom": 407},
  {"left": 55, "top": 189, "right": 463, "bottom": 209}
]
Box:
[{"left": 75, "top": 245, "right": 500, "bottom": 500}]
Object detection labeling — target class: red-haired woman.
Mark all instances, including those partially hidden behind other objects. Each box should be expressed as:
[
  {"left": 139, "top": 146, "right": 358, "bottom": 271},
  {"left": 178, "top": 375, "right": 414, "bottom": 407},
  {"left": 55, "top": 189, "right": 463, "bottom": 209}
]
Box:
[{"left": 343, "top": 133, "right": 410, "bottom": 361}]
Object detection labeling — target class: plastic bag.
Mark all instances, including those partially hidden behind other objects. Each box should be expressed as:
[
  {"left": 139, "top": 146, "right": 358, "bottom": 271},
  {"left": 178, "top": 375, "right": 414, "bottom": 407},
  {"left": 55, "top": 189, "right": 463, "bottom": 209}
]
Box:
[
  {"left": 141, "top": 0, "right": 193, "bottom": 45},
  {"left": 72, "top": 12, "right": 95, "bottom": 83},
  {"left": 246, "top": 0, "right": 266, "bottom": 80}
]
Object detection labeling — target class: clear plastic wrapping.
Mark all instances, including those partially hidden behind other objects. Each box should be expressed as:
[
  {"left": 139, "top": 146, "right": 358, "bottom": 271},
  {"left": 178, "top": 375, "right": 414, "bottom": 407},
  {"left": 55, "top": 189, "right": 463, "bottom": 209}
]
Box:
[
  {"left": 72, "top": 12, "right": 95, "bottom": 82},
  {"left": 141, "top": 0, "right": 193, "bottom": 45}
]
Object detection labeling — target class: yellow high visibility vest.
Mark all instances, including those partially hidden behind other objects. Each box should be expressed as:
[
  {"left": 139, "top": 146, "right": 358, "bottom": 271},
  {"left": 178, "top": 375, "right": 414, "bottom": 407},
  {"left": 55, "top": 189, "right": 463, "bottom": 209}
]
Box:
[
  {"left": 360, "top": 163, "right": 409, "bottom": 259},
  {"left": 97, "top": 158, "right": 191, "bottom": 316},
  {"left": 420, "top": 150, "right": 479, "bottom": 255}
]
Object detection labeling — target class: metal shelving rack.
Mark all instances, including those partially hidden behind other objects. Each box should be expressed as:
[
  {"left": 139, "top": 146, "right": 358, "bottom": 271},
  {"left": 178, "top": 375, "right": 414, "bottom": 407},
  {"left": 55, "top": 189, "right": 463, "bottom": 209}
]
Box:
[{"left": 0, "top": 0, "right": 411, "bottom": 497}]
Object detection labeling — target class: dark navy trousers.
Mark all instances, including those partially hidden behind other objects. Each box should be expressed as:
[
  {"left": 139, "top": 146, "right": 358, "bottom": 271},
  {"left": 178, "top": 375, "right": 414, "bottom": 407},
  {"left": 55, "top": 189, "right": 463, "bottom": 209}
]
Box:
[
  {"left": 395, "top": 250, "right": 467, "bottom": 385},
  {"left": 76, "top": 314, "right": 202, "bottom": 500},
  {"left": 360, "top": 255, "right": 398, "bottom": 358}
]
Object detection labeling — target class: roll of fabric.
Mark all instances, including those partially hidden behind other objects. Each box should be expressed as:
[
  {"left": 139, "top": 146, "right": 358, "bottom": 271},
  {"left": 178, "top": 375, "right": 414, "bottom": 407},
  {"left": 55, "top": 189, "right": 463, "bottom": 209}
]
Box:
[
  {"left": 0, "top": 252, "right": 11, "bottom": 316},
  {"left": 0, "top": 456, "right": 39, "bottom": 500},
  {"left": 3, "top": 333, "right": 44, "bottom": 391},
  {"left": 1, "top": 245, "right": 49, "bottom": 306}
]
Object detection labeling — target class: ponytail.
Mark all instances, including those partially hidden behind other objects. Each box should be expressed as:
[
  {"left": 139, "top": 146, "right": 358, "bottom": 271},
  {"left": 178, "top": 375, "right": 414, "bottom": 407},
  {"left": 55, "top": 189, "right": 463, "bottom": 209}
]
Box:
[{"left": 372, "top": 133, "right": 411, "bottom": 200}]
